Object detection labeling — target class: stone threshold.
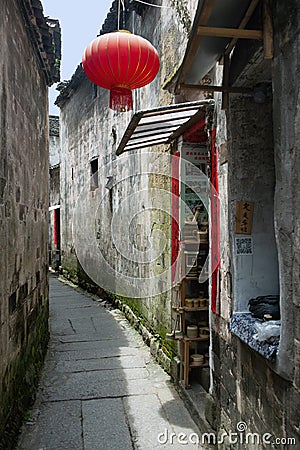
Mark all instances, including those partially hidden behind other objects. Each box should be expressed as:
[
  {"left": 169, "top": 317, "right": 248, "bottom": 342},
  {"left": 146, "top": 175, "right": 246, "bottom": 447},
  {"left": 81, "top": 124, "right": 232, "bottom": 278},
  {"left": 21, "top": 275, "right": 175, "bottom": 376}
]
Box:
[{"left": 177, "top": 381, "right": 217, "bottom": 444}]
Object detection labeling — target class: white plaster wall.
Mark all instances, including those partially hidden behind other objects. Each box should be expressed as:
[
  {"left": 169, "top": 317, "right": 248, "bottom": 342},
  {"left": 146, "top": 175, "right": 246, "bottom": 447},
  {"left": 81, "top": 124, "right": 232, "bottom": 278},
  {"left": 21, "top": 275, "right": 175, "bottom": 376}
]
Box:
[
  {"left": 49, "top": 135, "right": 60, "bottom": 167},
  {"left": 228, "top": 95, "right": 279, "bottom": 311},
  {"left": 58, "top": 2, "right": 195, "bottom": 332}
]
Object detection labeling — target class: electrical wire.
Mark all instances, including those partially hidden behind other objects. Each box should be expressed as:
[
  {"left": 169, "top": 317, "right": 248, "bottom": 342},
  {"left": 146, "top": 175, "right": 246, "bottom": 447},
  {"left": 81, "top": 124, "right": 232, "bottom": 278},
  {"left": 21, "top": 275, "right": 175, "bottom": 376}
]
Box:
[
  {"left": 133, "top": 0, "right": 172, "bottom": 8},
  {"left": 118, "top": 0, "right": 171, "bottom": 31}
]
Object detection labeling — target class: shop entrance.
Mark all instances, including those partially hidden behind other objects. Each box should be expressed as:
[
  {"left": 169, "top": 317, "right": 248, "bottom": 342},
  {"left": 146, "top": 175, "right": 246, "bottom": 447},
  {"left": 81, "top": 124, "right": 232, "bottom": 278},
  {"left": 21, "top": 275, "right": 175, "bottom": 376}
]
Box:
[{"left": 170, "top": 118, "right": 217, "bottom": 391}]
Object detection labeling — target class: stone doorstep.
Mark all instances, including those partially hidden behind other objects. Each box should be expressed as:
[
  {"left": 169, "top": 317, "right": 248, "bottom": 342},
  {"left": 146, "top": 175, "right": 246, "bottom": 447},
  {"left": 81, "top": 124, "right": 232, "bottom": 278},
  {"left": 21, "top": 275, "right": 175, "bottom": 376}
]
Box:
[{"left": 176, "top": 381, "right": 217, "bottom": 447}]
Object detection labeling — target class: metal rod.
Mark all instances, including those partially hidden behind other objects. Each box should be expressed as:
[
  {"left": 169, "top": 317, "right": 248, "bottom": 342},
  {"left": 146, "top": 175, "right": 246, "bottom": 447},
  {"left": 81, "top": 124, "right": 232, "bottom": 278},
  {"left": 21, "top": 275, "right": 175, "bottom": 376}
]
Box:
[{"left": 182, "top": 84, "right": 253, "bottom": 94}]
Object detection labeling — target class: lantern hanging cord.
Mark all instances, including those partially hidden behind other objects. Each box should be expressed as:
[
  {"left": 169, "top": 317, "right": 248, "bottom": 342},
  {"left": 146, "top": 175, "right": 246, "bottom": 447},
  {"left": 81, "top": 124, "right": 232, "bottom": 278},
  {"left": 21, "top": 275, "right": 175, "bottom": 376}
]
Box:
[
  {"left": 117, "top": 0, "right": 126, "bottom": 30},
  {"left": 133, "top": 0, "right": 172, "bottom": 8}
]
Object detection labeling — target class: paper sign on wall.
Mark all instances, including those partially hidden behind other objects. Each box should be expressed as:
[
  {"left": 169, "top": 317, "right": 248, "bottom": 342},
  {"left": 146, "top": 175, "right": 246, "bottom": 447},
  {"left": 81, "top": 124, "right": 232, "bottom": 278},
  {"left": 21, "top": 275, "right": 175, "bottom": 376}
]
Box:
[{"left": 235, "top": 201, "right": 254, "bottom": 235}]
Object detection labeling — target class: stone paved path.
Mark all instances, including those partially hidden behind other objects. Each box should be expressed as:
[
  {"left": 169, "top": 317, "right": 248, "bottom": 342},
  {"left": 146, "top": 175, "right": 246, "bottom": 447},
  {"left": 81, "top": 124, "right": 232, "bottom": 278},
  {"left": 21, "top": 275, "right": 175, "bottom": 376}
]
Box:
[{"left": 16, "top": 275, "right": 207, "bottom": 450}]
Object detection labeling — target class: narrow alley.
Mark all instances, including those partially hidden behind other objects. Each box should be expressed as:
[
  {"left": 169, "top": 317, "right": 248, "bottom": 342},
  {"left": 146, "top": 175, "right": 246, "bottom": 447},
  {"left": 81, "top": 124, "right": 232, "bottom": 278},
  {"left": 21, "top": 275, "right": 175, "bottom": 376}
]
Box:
[{"left": 16, "top": 276, "right": 208, "bottom": 450}]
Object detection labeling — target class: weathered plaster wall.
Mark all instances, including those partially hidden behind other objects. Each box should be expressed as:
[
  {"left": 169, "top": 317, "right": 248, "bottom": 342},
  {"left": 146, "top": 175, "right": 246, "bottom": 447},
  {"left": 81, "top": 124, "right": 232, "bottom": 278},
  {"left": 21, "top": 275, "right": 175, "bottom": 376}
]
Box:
[
  {"left": 59, "top": 81, "right": 173, "bottom": 336},
  {"left": 58, "top": 2, "right": 192, "bottom": 338},
  {"left": 49, "top": 168, "right": 60, "bottom": 207},
  {"left": 49, "top": 115, "right": 61, "bottom": 268},
  {"left": 49, "top": 116, "right": 60, "bottom": 207},
  {"left": 209, "top": 93, "right": 289, "bottom": 447},
  {"left": 0, "top": 0, "right": 55, "bottom": 446},
  {"left": 49, "top": 115, "right": 60, "bottom": 168},
  {"left": 228, "top": 95, "right": 278, "bottom": 310}
]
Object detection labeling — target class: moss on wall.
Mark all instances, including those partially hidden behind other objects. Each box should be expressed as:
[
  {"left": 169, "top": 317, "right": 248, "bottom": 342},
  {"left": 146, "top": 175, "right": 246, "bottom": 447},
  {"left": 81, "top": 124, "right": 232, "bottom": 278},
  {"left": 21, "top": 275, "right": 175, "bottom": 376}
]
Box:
[
  {"left": 114, "top": 294, "right": 176, "bottom": 369},
  {"left": 0, "top": 305, "right": 49, "bottom": 449}
]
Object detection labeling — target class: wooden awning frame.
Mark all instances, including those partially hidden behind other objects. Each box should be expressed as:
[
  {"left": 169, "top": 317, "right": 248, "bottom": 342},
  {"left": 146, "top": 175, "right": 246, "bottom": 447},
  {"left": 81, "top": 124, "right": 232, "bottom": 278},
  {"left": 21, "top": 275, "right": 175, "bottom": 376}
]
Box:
[
  {"left": 176, "top": 0, "right": 273, "bottom": 99},
  {"left": 115, "top": 100, "right": 215, "bottom": 155}
]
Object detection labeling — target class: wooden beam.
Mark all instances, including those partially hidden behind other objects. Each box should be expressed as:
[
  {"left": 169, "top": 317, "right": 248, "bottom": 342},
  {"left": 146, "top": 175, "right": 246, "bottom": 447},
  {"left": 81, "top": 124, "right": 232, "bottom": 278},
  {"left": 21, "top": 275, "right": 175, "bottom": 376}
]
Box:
[
  {"left": 263, "top": 0, "right": 273, "bottom": 59},
  {"left": 222, "top": 54, "right": 230, "bottom": 110},
  {"left": 197, "top": 26, "right": 263, "bottom": 40},
  {"left": 225, "top": 0, "right": 261, "bottom": 55},
  {"left": 182, "top": 84, "right": 253, "bottom": 94}
]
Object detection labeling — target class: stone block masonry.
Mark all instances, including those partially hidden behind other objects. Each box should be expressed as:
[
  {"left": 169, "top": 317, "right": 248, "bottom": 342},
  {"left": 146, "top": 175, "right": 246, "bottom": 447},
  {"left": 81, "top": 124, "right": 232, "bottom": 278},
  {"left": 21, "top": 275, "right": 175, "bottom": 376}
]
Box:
[{"left": 0, "top": 0, "right": 60, "bottom": 448}]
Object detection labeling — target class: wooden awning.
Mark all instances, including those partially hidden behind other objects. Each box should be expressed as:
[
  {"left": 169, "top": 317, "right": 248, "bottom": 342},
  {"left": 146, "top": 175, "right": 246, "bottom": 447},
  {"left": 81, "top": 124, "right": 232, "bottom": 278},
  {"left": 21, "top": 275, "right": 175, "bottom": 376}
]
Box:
[
  {"left": 175, "top": 0, "right": 272, "bottom": 93},
  {"left": 116, "top": 100, "right": 214, "bottom": 155}
]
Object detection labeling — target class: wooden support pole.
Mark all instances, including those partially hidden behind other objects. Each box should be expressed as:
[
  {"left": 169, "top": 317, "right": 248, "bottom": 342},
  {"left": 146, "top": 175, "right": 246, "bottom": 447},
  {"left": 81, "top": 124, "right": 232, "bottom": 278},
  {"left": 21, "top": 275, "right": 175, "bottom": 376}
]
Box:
[
  {"left": 222, "top": 54, "right": 230, "bottom": 110},
  {"left": 263, "top": 0, "right": 273, "bottom": 59}
]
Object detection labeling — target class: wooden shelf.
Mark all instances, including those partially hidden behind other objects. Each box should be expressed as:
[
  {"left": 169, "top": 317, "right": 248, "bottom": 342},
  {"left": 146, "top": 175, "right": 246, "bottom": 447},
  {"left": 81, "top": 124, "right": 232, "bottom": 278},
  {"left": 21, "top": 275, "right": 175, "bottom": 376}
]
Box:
[
  {"left": 171, "top": 305, "right": 209, "bottom": 312},
  {"left": 183, "top": 239, "right": 208, "bottom": 244},
  {"left": 181, "top": 361, "right": 209, "bottom": 368},
  {"left": 183, "top": 306, "right": 209, "bottom": 312},
  {"left": 189, "top": 362, "right": 209, "bottom": 368},
  {"left": 173, "top": 219, "right": 211, "bottom": 389},
  {"left": 166, "top": 334, "right": 183, "bottom": 342},
  {"left": 183, "top": 335, "right": 209, "bottom": 342}
]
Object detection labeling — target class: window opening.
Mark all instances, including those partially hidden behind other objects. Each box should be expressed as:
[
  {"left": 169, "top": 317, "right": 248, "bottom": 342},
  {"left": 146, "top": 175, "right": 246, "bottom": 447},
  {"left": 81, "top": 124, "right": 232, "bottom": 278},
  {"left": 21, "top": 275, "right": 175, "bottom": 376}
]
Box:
[{"left": 90, "top": 158, "right": 99, "bottom": 190}]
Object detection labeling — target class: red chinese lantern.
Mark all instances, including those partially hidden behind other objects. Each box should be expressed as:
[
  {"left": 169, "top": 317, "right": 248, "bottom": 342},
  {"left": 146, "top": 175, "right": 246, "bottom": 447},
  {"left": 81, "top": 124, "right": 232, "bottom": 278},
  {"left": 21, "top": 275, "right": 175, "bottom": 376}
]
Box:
[{"left": 82, "top": 30, "right": 160, "bottom": 112}]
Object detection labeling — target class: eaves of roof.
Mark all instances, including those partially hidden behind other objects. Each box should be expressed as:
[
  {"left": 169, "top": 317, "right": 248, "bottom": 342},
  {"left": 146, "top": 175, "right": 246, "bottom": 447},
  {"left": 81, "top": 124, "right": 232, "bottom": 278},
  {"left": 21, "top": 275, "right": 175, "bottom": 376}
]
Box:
[{"left": 18, "top": 0, "right": 61, "bottom": 86}]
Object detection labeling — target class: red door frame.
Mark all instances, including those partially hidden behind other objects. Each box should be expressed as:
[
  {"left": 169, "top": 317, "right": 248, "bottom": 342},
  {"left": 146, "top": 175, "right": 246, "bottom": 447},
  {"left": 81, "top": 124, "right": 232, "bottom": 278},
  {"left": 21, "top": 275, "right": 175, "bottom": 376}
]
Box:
[{"left": 171, "top": 152, "right": 180, "bottom": 282}]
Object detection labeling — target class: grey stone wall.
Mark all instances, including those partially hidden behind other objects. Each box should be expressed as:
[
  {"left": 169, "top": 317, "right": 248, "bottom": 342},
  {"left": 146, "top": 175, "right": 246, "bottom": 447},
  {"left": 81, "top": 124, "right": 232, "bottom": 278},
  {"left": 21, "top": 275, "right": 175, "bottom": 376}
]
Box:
[
  {"left": 0, "top": 1, "right": 59, "bottom": 446},
  {"left": 209, "top": 1, "right": 300, "bottom": 446},
  {"left": 49, "top": 115, "right": 60, "bottom": 168},
  {"left": 49, "top": 115, "right": 61, "bottom": 268}
]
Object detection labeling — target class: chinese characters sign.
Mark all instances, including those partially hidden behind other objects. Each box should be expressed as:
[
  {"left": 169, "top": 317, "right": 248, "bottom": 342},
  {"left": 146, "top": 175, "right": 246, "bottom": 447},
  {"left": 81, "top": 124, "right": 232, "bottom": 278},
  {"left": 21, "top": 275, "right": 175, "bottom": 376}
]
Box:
[{"left": 235, "top": 201, "right": 254, "bottom": 235}]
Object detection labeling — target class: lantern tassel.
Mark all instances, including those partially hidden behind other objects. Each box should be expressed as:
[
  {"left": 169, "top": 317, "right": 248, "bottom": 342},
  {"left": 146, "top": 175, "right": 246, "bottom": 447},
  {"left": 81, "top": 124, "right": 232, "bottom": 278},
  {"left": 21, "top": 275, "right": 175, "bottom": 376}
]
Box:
[{"left": 110, "top": 86, "right": 133, "bottom": 112}]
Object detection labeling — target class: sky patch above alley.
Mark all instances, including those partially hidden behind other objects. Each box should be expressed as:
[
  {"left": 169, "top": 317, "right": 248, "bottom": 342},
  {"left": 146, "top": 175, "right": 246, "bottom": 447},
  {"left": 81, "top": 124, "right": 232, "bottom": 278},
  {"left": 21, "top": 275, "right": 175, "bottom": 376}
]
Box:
[{"left": 42, "top": 0, "right": 113, "bottom": 114}]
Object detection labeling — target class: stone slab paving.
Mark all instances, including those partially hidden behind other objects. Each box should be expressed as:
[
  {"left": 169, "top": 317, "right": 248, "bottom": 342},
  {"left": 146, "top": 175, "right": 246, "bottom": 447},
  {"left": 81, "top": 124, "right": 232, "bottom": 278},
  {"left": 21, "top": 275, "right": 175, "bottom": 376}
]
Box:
[{"left": 17, "top": 275, "right": 210, "bottom": 450}]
